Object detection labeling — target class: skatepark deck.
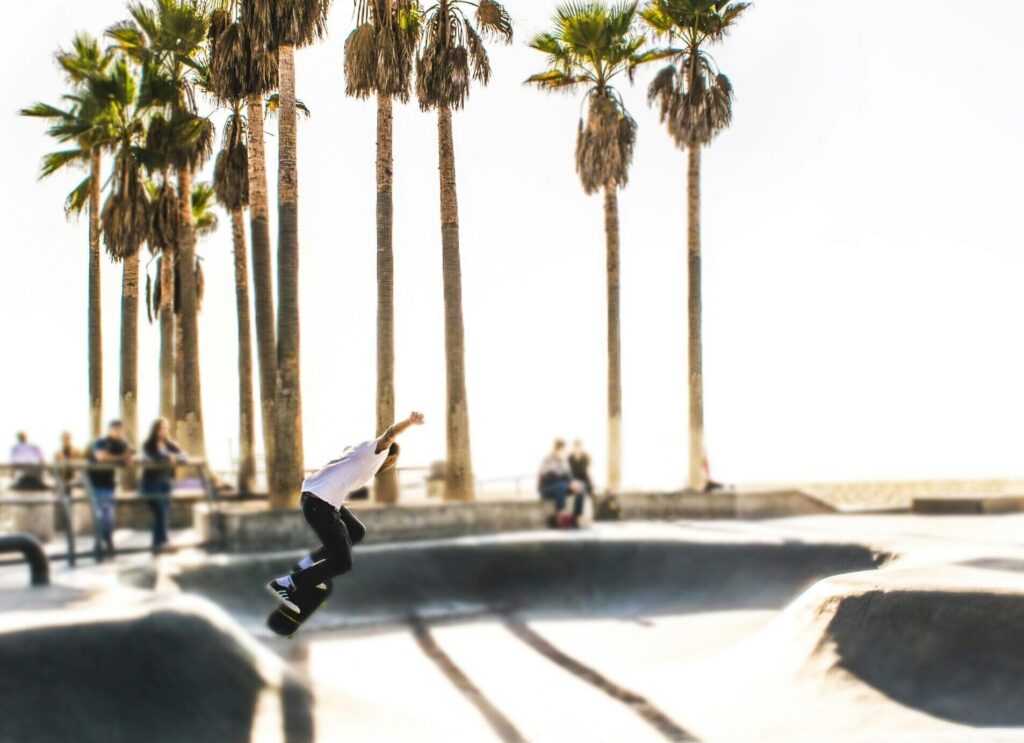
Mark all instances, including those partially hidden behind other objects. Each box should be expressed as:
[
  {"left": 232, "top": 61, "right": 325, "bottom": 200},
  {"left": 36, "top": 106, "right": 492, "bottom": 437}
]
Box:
[{"left": 1, "top": 515, "right": 1023, "bottom": 742}]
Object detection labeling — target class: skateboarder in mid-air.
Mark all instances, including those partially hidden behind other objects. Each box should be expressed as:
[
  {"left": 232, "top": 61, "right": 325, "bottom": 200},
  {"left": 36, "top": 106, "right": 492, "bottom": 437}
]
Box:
[{"left": 266, "top": 411, "right": 425, "bottom": 614}]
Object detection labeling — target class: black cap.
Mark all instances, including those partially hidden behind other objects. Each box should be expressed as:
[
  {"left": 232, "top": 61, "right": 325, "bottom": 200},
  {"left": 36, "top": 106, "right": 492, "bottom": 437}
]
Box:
[{"left": 108, "top": 419, "right": 124, "bottom": 428}]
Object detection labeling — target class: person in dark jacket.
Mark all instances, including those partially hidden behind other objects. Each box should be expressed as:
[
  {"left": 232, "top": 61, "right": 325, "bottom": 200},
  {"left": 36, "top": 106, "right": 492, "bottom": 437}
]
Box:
[
  {"left": 88, "top": 420, "right": 133, "bottom": 561},
  {"left": 141, "top": 418, "right": 186, "bottom": 554},
  {"left": 568, "top": 440, "right": 593, "bottom": 496}
]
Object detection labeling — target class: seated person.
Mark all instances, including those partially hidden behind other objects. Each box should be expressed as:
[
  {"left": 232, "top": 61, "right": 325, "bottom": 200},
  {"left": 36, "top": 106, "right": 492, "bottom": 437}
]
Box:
[
  {"left": 10, "top": 432, "right": 46, "bottom": 491},
  {"left": 537, "top": 439, "right": 585, "bottom": 527}
]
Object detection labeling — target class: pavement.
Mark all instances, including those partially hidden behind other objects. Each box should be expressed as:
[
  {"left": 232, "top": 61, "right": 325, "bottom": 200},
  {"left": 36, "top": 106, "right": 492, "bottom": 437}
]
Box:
[{"left": 0, "top": 514, "right": 1023, "bottom": 742}]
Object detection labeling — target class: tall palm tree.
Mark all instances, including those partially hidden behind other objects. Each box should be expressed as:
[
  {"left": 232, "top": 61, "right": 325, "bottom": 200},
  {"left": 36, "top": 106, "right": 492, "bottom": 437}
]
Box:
[
  {"left": 416, "top": 0, "right": 512, "bottom": 500},
  {"left": 109, "top": 0, "right": 215, "bottom": 457},
  {"left": 242, "top": 0, "right": 332, "bottom": 507},
  {"left": 527, "top": 0, "right": 648, "bottom": 493},
  {"left": 146, "top": 180, "right": 212, "bottom": 437},
  {"left": 144, "top": 123, "right": 182, "bottom": 425},
  {"left": 344, "top": 0, "right": 420, "bottom": 503},
  {"left": 213, "top": 107, "right": 257, "bottom": 494},
  {"left": 641, "top": 0, "right": 748, "bottom": 489},
  {"left": 21, "top": 34, "right": 115, "bottom": 439},
  {"left": 98, "top": 59, "right": 154, "bottom": 460},
  {"left": 210, "top": 3, "right": 279, "bottom": 488}
]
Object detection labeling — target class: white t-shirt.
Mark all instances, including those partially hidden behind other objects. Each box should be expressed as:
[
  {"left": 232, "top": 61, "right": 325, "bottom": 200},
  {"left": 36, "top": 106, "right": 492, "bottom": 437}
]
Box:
[{"left": 301, "top": 440, "right": 388, "bottom": 509}]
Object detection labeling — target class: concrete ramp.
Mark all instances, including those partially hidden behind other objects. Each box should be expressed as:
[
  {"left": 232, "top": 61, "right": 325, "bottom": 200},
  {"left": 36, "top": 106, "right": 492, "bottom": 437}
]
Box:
[
  {"left": 172, "top": 535, "right": 887, "bottom": 626},
  {"left": 0, "top": 595, "right": 309, "bottom": 743},
  {"left": 654, "top": 563, "right": 1024, "bottom": 740},
  {"left": 827, "top": 588, "right": 1024, "bottom": 726}
]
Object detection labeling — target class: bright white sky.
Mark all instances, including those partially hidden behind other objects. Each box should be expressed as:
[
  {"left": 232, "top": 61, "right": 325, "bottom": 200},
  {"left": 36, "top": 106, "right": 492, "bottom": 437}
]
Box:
[{"left": 2, "top": 1, "right": 1024, "bottom": 491}]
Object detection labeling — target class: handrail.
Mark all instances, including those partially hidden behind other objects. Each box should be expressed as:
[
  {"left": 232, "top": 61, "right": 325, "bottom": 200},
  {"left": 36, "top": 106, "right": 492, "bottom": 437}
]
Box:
[
  {"left": 0, "top": 534, "right": 49, "bottom": 586},
  {"left": 0, "top": 459, "right": 221, "bottom": 562}
]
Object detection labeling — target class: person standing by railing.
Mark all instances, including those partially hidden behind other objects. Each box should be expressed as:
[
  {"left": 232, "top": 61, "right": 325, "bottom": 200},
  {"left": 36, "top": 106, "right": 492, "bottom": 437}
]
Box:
[
  {"left": 87, "top": 421, "right": 132, "bottom": 561},
  {"left": 141, "top": 418, "right": 186, "bottom": 555},
  {"left": 54, "top": 432, "right": 82, "bottom": 488}
]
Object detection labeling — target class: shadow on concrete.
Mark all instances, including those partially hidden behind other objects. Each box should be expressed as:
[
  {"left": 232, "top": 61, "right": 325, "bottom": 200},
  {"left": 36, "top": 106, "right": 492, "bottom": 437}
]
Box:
[
  {"left": 0, "top": 607, "right": 315, "bottom": 743},
  {"left": 828, "top": 590, "right": 1024, "bottom": 726},
  {"left": 175, "top": 539, "right": 888, "bottom": 625}
]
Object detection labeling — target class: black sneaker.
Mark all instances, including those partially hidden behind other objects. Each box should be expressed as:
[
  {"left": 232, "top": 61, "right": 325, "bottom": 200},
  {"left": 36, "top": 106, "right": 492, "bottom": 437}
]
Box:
[{"left": 266, "top": 579, "right": 301, "bottom": 613}]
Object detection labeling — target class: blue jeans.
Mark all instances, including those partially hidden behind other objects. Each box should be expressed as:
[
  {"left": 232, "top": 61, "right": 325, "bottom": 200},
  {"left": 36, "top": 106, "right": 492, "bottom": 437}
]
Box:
[
  {"left": 540, "top": 477, "right": 585, "bottom": 517},
  {"left": 143, "top": 483, "right": 172, "bottom": 550},
  {"left": 91, "top": 487, "right": 116, "bottom": 559}
]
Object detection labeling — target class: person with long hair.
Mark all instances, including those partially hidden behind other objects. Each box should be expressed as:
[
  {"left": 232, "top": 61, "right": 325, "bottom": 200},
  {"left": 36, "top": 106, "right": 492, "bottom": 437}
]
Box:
[{"left": 141, "top": 418, "right": 186, "bottom": 554}]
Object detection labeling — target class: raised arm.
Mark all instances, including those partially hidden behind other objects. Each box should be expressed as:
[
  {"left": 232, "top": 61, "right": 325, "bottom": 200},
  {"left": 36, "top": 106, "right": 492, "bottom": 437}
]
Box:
[{"left": 376, "top": 411, "right": 425, "bottom": 453}]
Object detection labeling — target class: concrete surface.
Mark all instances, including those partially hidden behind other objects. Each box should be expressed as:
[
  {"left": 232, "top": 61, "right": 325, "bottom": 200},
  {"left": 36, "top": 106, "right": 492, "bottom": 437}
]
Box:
[
  {"left": 1, "top": 514, "right": 1023, "bottom": 742},
  {"left": 196, "top": 490, "right": 838, "bottom": 552}
]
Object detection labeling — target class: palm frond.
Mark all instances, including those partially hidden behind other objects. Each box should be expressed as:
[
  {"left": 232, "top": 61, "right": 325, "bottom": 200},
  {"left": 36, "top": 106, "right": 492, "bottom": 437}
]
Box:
[
  {"left": 64, "top": 174, "right": 93, "bottom": 217},
  {"left": 575, "top": 91, "right": 635, "bottom": 193}
]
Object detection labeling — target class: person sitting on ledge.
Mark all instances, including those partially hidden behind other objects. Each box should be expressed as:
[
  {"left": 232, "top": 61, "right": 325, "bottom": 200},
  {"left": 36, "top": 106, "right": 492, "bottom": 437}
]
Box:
[
  {"left": 10, "top": 432, "right": 46, "bottom": 491},
  {"left": 538, "top": 439, "right": 585, "bottom": 528}
]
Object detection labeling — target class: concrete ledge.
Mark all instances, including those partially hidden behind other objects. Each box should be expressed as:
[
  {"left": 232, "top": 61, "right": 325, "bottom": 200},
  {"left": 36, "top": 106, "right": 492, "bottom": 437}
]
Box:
[
  {"left": 615, "top": 489, "right": 834, "bottom": 521},
  {"left": 197, "top": 489, "right": 837, "bottom": 552},
  {"left": 912, "top": 495, "right": 1024, "bottom": 515},
  {"left": 735, "top": 490, "right": 835, "bottom": 519},
  {"left": 197, "top": 500, "right": 554, "bottom": 552}
]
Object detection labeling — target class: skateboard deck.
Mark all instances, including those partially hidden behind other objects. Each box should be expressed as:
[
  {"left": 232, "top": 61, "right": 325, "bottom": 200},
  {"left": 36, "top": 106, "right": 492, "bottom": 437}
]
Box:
[{"left": 267, "top": 579, "right": 334, "bottom": 637}]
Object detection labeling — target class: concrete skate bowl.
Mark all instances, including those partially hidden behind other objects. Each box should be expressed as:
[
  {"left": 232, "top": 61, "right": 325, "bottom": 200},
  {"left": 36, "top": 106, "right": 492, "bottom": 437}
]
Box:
[
  {"left": 0, "top": 601, "right": 312, "bottom": 743},
  {"left": 826, "top": 589, "right": 1024, "bottom": 726},
  {"left": 171, "top": 537, "right": 890, "bottom": 625}
]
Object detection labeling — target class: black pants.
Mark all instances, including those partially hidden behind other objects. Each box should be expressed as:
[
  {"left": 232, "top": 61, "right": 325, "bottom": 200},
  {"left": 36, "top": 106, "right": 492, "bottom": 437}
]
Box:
[{"left": 290, "top": 492, "right": 366, "bottom": 591}]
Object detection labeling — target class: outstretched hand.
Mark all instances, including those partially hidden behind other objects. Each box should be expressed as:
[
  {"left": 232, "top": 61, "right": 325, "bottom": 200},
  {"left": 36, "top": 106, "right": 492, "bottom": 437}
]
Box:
[{"left": 408, "top": 411, "right": 425, "bottom": 426}]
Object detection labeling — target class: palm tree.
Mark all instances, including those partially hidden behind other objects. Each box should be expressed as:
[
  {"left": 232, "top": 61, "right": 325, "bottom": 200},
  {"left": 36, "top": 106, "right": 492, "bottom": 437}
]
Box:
[
  {"left": 209, "top": 3, "right": 279, "bottom": 489},
  {"left": 186, "top": 182, "right": 217, "bottom": 441},
  {"left": 641, "top": 0, "right": 748, "bottom": 489},
  {"left": 416, "top": 0, "right": 512, "bottom": 500},
  {"left": 145, "top": 180, "right": 212, "bottom": 439},
  {"left": 527, "top": 0, "right": 648, "bottom": 493},
  {"left": 109, "top": 0, "right": 215, "bottom": 458},
  {"left": 144, "top": 123, "right": 182, "bottom": 425},
  {"left": 21, "top": 34, "right": 114, "bottom": 439},
  {"left": 213, "top": 107, "right": 257, "bottom": 494},
  {"left": 98, "top": 59, "right": 153, "bottom": 460},
  {"left": 344, "top": 0, "right": 420, "bottom": 503},
  {"left": 242, "top": 0, "right": 332, "bottom": 507}
]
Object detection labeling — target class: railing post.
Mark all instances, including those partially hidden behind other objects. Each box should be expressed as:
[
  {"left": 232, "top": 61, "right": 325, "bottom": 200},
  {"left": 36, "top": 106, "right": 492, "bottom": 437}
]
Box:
[
  {"left": 48, "top": 465, "right": 76, "bottom": 568},
  {"left": 79, "top": 467, "right": 102, "bottom": 563},
  {"left": 196, "top": 461, "right": 224, "bottom": 551}
]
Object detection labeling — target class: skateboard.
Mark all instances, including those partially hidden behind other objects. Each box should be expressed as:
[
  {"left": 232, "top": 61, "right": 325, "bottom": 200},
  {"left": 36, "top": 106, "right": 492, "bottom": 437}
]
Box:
[{"left": 266, "top": 564, "right": 335, "bottom": 637}]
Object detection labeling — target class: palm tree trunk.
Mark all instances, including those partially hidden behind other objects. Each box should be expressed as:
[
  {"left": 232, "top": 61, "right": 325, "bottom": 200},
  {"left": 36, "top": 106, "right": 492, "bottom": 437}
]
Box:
[
  {"left": 604, "top": 181, "right": 622, "bottom": 493},
  {"left": 88, "top": 149, "right": 103, "bottom": 439},
  {"left": 177, "top": 167, "right": 206, "bottom": 459},
  {"left": 375, "top": 95, "right": 399, "bottom": 504},
  {"left": 231, "top": 208, "right": 256, "bottom": 495},
  {"left": 246, "top": 93, "right": 277, "bottom": 486},
  {"left": 436, "top": 106, "right": 474, "bottom": 501},
  {"left": 271, "top": 43, "right": 304, "bottom": 509},
  {"left": 175, "top": 308, "right": 186, "bottom": 439},
  {"left": 119, "top": 250, "right": 140, "bottom": 489},
  {"left": 687, "top": 144, "right": 705, "bottom": 490},
  {"left": 159, "top": 247, "right": 176, "bottom": 424}
]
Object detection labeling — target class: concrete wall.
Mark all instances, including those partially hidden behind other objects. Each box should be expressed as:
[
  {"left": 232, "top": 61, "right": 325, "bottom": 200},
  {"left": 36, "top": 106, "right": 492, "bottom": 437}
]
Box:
[
  {"left": 197, "top": 490, "right": 835, "bottom": 553},
  {"left": 615, "top": 490, "right": 833, "bottom": 521},
  {"left": 198, "top": 500, "right": 556, "bottom": 552}
]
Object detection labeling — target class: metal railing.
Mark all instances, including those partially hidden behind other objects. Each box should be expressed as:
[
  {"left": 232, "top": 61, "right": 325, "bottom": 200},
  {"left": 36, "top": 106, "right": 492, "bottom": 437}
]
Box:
[
  {"left": 0, "top": 460, "right": 220, "bottom": 566},
  {"left": 0, "top": 534, "right": 49, "bottom": 586}
]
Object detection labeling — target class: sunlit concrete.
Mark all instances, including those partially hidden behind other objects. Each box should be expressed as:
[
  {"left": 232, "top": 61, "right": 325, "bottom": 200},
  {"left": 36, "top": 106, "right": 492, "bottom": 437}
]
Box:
[{"left": 2, "top": 515, "right": 1024, "bottom": 742}]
